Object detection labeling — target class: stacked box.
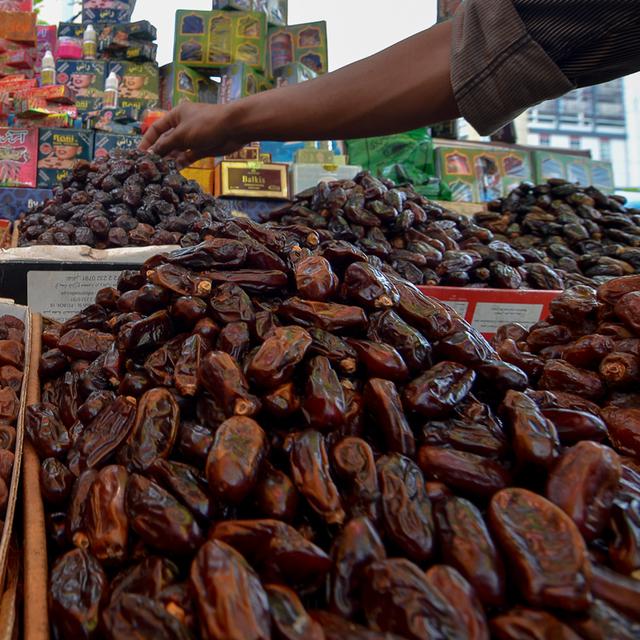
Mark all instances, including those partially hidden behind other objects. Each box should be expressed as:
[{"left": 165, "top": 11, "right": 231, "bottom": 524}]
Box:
[
  {"left": 174, "top": 9, "right": 268, "bottom": 72},
  {"left": 0, "top": 126, "right": 37, "bottom": 187},
  {"left": 273, "top": 61, "right": 315, "bottom": 87},
  {"left": 436, "top": 147, "right": 480, "bottom": 202},
  {"left": 0, "top": 186, "right": 51, "bottom": 220},
  {"left": 218, "top": 62, "right": 271, "bottom": 103},
  {"left": 94, "top": 132, "right": 141, "bottom": 159},
  {"left": 82, "top": 0, "right": 136, "bottom": 25},
  {"left": 37, "top": 128, "right": 94, "bottom": 188},
  {"left": 267, "top": 21, "right": 327, "bottom": 75},
  {"left": 56, "top": 60, "right": 106, "bottom": 98},
  {"left": 0, "top": 10, "right": 36, "bottom": 44},
  {"left": 160, "top": 63, "right": 219, "bottom": 110},
  {"left": 212, "top": 0, "right": 287, "bottom": 27},
  {"left": 107, "top": 61, "right": 159, "bottom": 100},
  {"left": 35, "top": 25, "right": 56, "bottom": 72}
]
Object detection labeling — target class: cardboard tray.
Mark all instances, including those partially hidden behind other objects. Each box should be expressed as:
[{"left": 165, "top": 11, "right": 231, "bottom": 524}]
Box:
[
  {"left": 0, "top": 301, "right": 32, "bottom": 640},
  {"left": 419, "top": 285, "right": 562, "bottom": 339}
]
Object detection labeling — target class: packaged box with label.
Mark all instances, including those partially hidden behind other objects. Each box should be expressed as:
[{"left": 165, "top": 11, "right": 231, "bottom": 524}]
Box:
[
  {"left": 37, "top": 128, "right": 94, "bottom": 188},
  {"left": 532, "top": 150, "right": 567, "bottom": 182},
  {"left": 212, "top": 0, "right": 287, "bottom": 27},
  {"left": 566, "top": 156, "right": 592, "bottom": 186},
  {"left": 160, "top": 63, "right": 218, "bottom": 110},
  {"left": 94, "top": 132, "right": 141, "bottom": 159},
  {"left": 74, "top": 94, "right": 104, "bottom": 115},
  {"left": 56, "top": 59, "right": 106, "bottom": 97},
  {"left": 591, "top": 160, "right": 614, "bottom": 193},
  {"left": 36, "top": 24, "right": 56, "bottom": 72},
  {"left": 107, "top": 60, "right": 159, "bottom": 100},
  {"left": 174, "top": 9, "right": 267, "bottom": 72},
  {"left": 0, "top": 127, "right": 37, "bottom": 187},
  {"left": 0, "top": 185, "right": 51, "bottom": 220},
  {"left": 268, "top": 21, "right": 327, "bottom": 75},
  {"left": 215, "top": 160, "right": 288, "bottom": 199},
  {"left": 218, "top": 62, "right": 271, "bottom": 103},
  {"left": 273, "top": 61, "right": 316, "bottom": 87},
  {"left": 0, "top": 10, "right": 35, "bottom": 44},
  {"left": 181, "top": 167, "right": 214, "bottom": 194},
  {"left": 82, "top": 0, "right": 136, "bottom": 25},
  {"left": 436, "top": 146, "right": 480, "bottom": 202}
]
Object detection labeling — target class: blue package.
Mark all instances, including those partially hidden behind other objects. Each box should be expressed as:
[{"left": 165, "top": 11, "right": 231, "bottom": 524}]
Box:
[
  {"left": 259, "top": 140, "right": 343, "bottom": 163},
  {"left": 0, "top": 187, "right": 54, "bottom": 222},
  {"left": 94, "top": 133, "right": 142, "bottom": 159}
]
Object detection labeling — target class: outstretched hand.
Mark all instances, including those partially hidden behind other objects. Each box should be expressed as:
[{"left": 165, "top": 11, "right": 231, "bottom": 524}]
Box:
[{"left": 139, "top": 102, "right": 248, "bottom": 167}]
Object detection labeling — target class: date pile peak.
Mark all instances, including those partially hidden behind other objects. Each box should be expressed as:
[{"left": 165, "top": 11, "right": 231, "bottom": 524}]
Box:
[{"left": 26, "top": 209, "right": 640, "bottom": 637}]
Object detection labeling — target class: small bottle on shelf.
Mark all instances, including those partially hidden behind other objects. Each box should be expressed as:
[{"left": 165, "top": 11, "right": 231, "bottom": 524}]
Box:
[
  {"left": 104, "top": 71, "right": 119, "bottom": 108},
  {"left": 83, "top": 24, "right": 97, "bottom": 60},
  {"left": 40, "top": 49, "right": 56, "bottom": 86}
]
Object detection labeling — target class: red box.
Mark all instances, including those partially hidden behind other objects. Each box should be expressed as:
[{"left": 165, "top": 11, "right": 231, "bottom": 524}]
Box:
[
  {"left": 0, "top": 1, "right": 32, "bottom": 11},
  {"left": 0, "top": 126, "right": 37, "bottom": 187},
  {"left": 419, "top": 286, "right": 562, "bottom": 339}
]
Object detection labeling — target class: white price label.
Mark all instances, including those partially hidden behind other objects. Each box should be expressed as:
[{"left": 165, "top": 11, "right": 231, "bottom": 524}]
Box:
[
  {"left": 27, "top": 270, "right": 120, "bottom": 321},
  {"left": 441, "top": 300, "right": 469, "bottom": 319},
  {"left": 472, "top": 302, "right": 543, "bottom": 334}
]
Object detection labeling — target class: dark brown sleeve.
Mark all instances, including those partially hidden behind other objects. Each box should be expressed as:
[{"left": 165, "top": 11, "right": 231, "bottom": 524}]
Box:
[{"left": 450, "top": 0, "right": 640, "bottom": 134}]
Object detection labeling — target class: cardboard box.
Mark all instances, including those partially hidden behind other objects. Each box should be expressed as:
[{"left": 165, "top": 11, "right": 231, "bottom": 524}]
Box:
[
  {"left": 291, "top": 162, "right": 361, "bottom": 195},
  {"left": 532, "top": 149, "right": 593, "bottom": 185},
  {"left": 212, "top": 0, "right": 287, "bottom": 26},
  {"left": 273, "top": 61, "right": 316, "bottom": 87},
  {"left": 436, "top": 147, "right": 480, "bottom": 202},
  {"left": 107, "top": 60, "right": 159, "bottom": 100},
  {"left": 0, "top": 10, "right": 35, "bottom": 44},
  {"left": 0, "top": 186, "right": 52, "bottom": 220},
  {"left": 591, "top": 160, "right": 614, "bottom": 193},
  {"left": 174, "top": 9, "right": 268, "bottom": 72},
  {"left": 218, "top": 62, "right": 271, "bottom": 103},
  {"left": 267, "top": 21, "right": 327, "bottom": 75},
  {"left": 55, "top": 59, "right": 106, "bottom": 97},
  {"left": 36, "top": 128, "right": 94, "bottom": 188},
  {"left": 35, "top": 24, "right": 56, "bottom": 72},
  {"left": 160, "top": 63, "right": 219, "bottom": 110},
  {"left": 82, "top": 0, "right": 136, "bottom": 24},
  {"left": 181, "top": 166, "right": 214, "bottom": 194},
  {"left": 74, "top": 94, "right": 104, "bottom": 115},
  {"left": 419, "top": 285, "right": 561, "bottom": 339},
  {"left": 0, "top": 127, "right": 37, "bottom": 187},
  {"left": 93, "top": 132, "right": 141, "bottom": 159},
  {"left": 215, "top": 159, "right": 289, "bottom": 199}
]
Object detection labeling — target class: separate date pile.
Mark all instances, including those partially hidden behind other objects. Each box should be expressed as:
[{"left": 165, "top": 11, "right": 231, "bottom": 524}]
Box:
[{"left": 24, "top": 196, "right": 640, "bottom": 638}]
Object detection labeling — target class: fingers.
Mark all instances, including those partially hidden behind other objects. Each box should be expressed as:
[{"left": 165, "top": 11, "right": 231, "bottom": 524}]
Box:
[
  {"left": 139, "top": 108, "right": 179, "bottom": 151},
  {"left": 149, "top": 126, "right": 185, "bottom": 158},
  {"left": 175, "top": 149, "right": 199, "bottom": 170}
]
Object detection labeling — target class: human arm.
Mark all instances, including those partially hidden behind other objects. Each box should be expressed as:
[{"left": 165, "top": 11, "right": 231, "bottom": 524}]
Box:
[{"left": 141, "top": 19, "right": 458, "bottom": 166}]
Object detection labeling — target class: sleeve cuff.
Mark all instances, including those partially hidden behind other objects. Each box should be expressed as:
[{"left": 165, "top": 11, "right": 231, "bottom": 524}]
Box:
[{"left": 450, "top": 0, "right": 575, "bottom": 135}]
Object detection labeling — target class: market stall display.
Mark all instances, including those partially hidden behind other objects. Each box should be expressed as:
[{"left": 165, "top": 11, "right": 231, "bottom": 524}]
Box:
[
  {"left": 475, "top": 180, "right": 640, "bottom": 287},
  {"left": 22, "top": 177, "right": 640, "bottom": 636},
  {"left": 267, "top": 171, "right": 570, "bottom": 290}
]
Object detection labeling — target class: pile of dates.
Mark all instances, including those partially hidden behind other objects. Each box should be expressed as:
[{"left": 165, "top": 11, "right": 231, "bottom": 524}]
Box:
[
  {"left": 18, "top": 150, "right": 230, "bottom": 249},
  {"left": 26, "top": 213, "right": 640, "bottom": 639},
  {"left": 0, "top": 314, "right": 24, "bottom": 531},
  {"left": 268, "top": 172, "right": 567, "bottom": 290},
  {"left": 476, "top": 180, "right": 640, "bottom": 289}
]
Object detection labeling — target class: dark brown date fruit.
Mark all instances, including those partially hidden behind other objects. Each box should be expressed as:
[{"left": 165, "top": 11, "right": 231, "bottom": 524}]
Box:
[
  {"left": 25, "top": 403, "right": 71, "bottom": 460},
  {"left": 278, "top": 297, "right": 368, "bottom": 333},
  {"left": 562, "top": 334, "right": 614, "bottom": 368},
  {"left": 254, "top": 463, "right": 299, "bottom": 522},
  {"left": 40, "top": 457, "right": 74, "bottom": 506},
  {"left": 295, "top": 255, "right": 339, "bottom": 301},
  {"left": 601, "top": 406, "right": 640, "bottom": 457},
  {"left": 310, "top": 610, "right": 405, "bottom": 639},
  {"left": 609, "top": 498, "right": 640, "bottom": 574},
  {"left": 266, "top": 583, "right": 325, "bottom": 640},
  {"left": 490, "top": 607, "right": 582, "bottom": 640},
  {"left": 205, "top": 416, "right": 266, "bottom": 505},
  {"left": 302, "top": 356, "right": 347, "bottom": 432},
  {"left": 546, "top": 441, "right": 621, "bottom": 541},
  {"left": 489, "top": 488, "right": 591, "bottom": 612}
]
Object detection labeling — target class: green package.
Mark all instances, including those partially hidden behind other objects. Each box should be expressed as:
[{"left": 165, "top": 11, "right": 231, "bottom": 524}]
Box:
[
  {"left": 212, "top": 0, "right": 287, "bottom": 27},
  {"left": 267, "top": 21, "right": 327, "bottom": 75},
  {"left": 347, "top": 128, "right": 444, "bottom": 198},
  {"left": 174, "top": 9, "right": 267, "bottom": 72},
  {"left": 160, "top": 63, "right": 219, "bottom": 110},
  {"left": 218, "top": 62, "right": 272, "bottom": 103}
]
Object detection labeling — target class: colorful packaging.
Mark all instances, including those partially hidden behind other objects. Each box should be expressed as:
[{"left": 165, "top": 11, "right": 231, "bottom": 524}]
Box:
[
  {"left": 436, "top": 147, "right": 479, "bottom": 202},
  {"left": 174, "top": 9, "right": 267, "bottom": 72},
  {"left": 37, "top": 128, "right": 94, "bottom": 188},
  {"left": 211, "top": 0, "right": 287, "bottom": 27},
  {"left": 218, "top": 62, "right": 271, "bottom": 104},
  {"left": 107, "top": 61, "right": 159, "bottom": 100},
  {"left": 82, "top": 0, "right": 136, "bottom": 25},
  {"left": 273, "top": 61, "right": 316, "bottom": 87},
  {"left": 0, "top": 10, "right": 36, "bottom": 44},
  {"left": 267, "top": 21, "right": 327, "bottom": 75},
  {"left": 0, "top": 126, "right": 37, "bottom": 187},
  {"left": 36, "top": 24, "right": 56, "bottom": 72},
  {"left": 159, "top": 63, "right": 218, "bottom": 110},
  {"left": 0, "top": 1, "right": 33, "bottom": 11},
  {"left": 291, "top": 163, "right": 361, "bottom": 195},
  {"left": 0, "top": 186, "right": 51, "bottom": 221},
  {"left": 93, "top": 132, "right": 141, "bottom": 159},
  {"left": 56, "top": 60, "right": 106, "bottom": 97},
  {"left": 214, "top": 160, "right": 289, "bottom": 199}
]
